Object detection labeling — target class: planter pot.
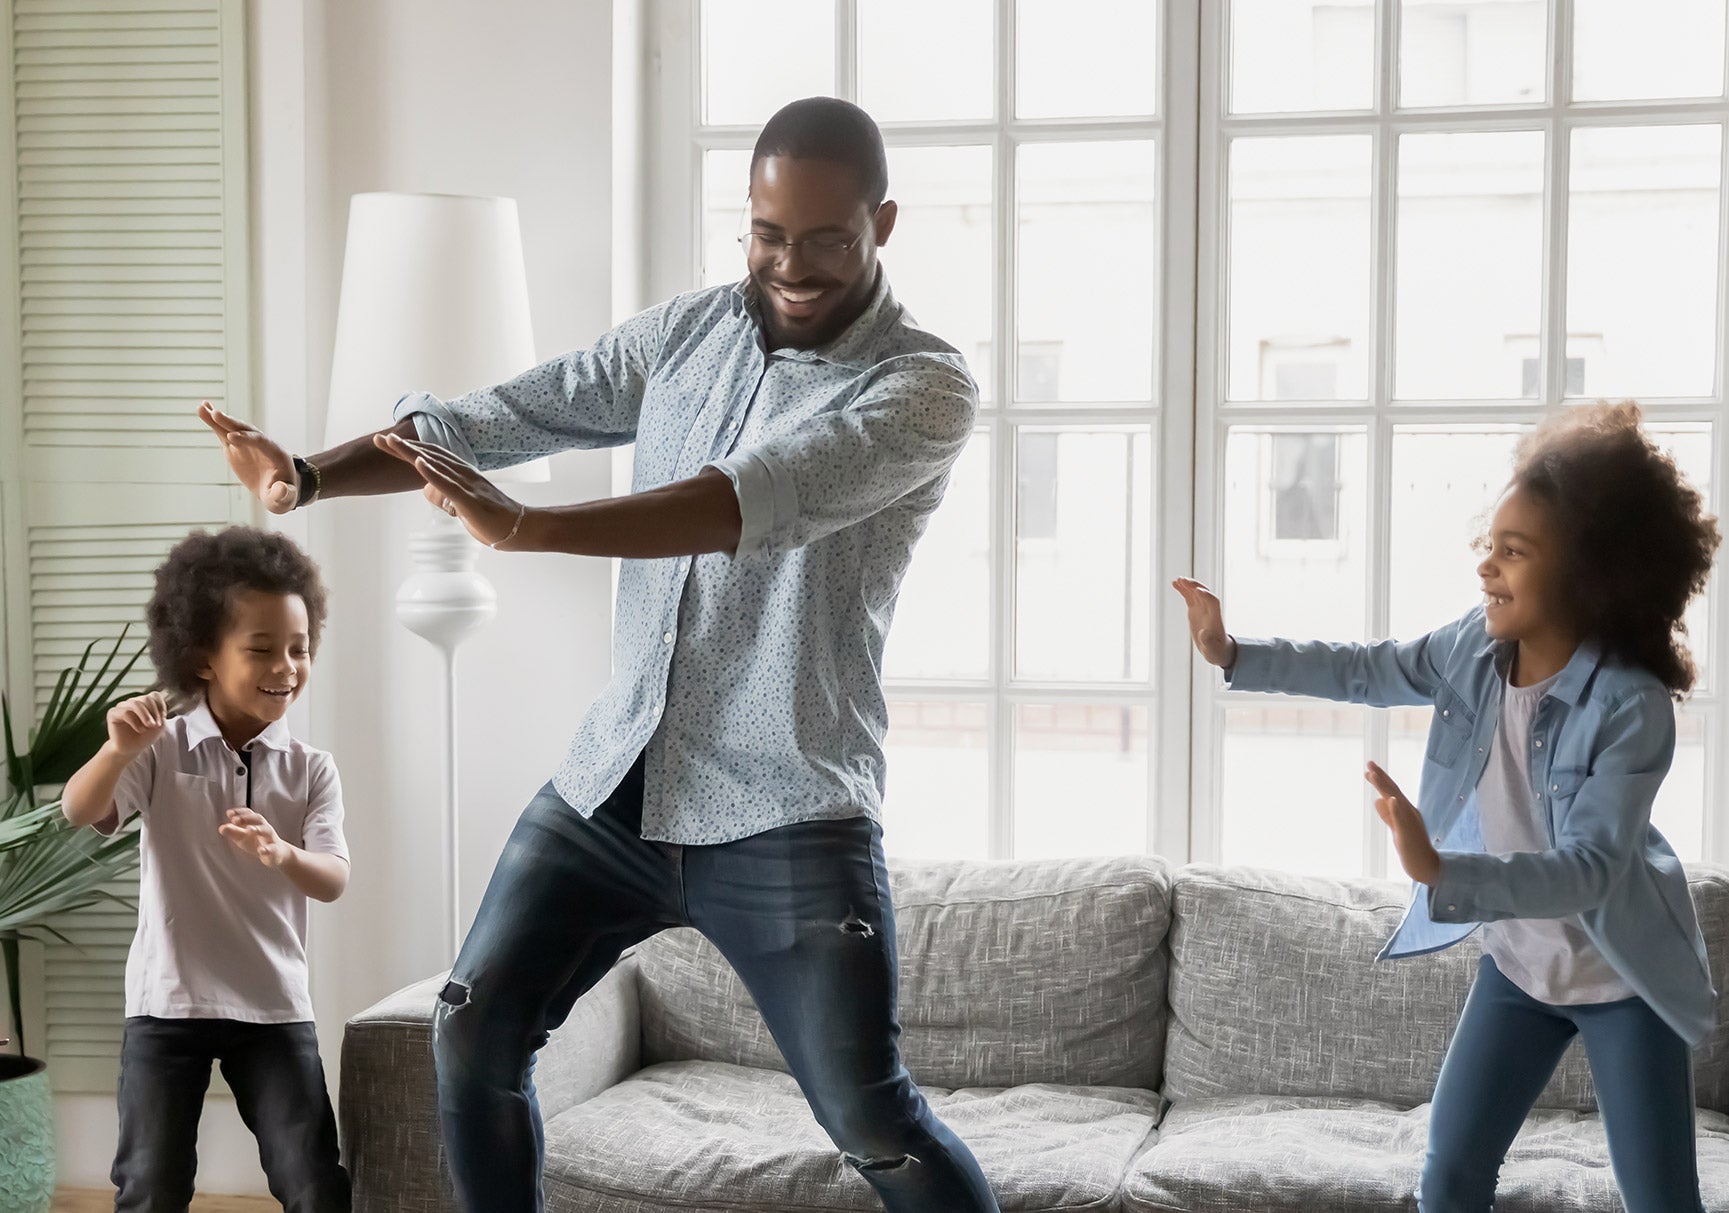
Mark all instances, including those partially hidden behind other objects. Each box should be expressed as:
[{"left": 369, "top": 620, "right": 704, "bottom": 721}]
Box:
[{"left": 0, "top": 1054, "right": 55, "bottom": 1213}]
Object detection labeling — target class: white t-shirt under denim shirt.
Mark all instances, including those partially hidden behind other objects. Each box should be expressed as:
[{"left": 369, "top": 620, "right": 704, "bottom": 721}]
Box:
[
  {"left": 1478, "top": 671, "right": 1635, "bottom": 1005},
  {"left": 99, "top": 701, "right": 348, "bottom": 1022}
]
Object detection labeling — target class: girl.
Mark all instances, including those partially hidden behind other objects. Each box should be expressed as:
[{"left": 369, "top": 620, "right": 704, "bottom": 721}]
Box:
[{"left": 1175, "top": 402, "right": 1718, "bottom": 1212}]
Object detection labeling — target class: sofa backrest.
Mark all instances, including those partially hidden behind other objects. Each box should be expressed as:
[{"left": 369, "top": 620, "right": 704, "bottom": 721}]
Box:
[
  {"left": 635, "top": 854, "right": 1171, "bottom": 1091},
  {"left": 1163, "top": 863, "right": 1729, "bottom": 1113}
]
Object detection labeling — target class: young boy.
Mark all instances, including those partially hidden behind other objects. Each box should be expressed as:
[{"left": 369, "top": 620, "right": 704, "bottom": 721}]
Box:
[{"left": 62, "top": 526, "right": 351, "bottom": 1213}]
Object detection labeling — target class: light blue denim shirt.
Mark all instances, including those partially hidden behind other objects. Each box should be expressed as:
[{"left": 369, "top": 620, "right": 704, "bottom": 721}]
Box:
[
  {"left": 395, "top": 273, "right": 977, "bottom": 845},
  {"left": 1228, "top": 605, "right": 1717, "bottom": 1046}
]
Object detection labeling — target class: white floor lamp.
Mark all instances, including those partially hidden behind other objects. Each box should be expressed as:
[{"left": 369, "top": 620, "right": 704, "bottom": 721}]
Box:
[{"left": 324, "top": 192, "right": 548, "bottom": 961}]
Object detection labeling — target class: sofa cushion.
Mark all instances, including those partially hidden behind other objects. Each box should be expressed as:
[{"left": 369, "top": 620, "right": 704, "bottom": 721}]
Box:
[
  {"left": 1120, "top": 1095, "right": 1729, "bottom": 1212},
  {"left": 635, "top": 855, "right": 1171, "bottom": 1090},
  {"left": 542, "top": 1060, "right": 1162, "bottom": 1212},
  {"left": 1688, "top": 865, "right": 1729, "bottom": 1114},
  {"left": 1163, "top": 865, "right": 1604, "bottom": 1109}
]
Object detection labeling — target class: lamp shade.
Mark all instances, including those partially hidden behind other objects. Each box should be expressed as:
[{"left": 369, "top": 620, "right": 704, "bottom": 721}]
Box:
[{"left": 326, "top": 192, "right": 548, "bottom": 483}]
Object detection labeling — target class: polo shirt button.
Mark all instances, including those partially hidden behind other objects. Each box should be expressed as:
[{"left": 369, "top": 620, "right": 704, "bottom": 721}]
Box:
[{"left": 662, "top": 631, "right": 674, "bottom": 644}]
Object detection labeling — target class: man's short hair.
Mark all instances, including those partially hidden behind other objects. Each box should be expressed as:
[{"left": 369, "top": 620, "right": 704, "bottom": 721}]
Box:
[{"left": 751, "top": 97, "right": 888, "bottom": 209}]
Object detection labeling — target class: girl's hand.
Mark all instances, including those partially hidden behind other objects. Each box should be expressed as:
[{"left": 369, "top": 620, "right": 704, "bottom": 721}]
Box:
[
  {"left": 106, "top": 692, "right": 169, "bottom": 758},
  {"left": 198, "top": 402, "right": 299, "bottom": 514},
  {"left": 374, "top": 433, "right": 526, "bottom": 548},
  {"left": 1365, "top": 761, "right": 1441, "bottom": 885},
  {"left": 1171, "top": 578, "right": 1239, "bottom": 669},
  {"left": 220, "top": 808, "right": 291, "bottom": 868}
]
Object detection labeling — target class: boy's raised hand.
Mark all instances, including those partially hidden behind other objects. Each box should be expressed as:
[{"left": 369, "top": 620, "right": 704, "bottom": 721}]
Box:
[
  {"left": 107, "top": 691, "right": 168, "bottom": 758},
  {"left": 1365, "top": 761, "right": 1441, "bottom": 885},
  {"left": 220, "top": 808, "right": 290, "bottom": 868},
  {"left": 198, "top": 401, "right": 299, "bottom": 514},
  {"left": 1171, "top": 578, "right": 1238, "bottom": 669}
]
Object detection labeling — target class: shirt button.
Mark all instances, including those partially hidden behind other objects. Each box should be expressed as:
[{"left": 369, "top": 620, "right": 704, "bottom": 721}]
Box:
[
  {"left": 1447, "top": 904, "right": 1457, "bottom": 913},
  {"left": 1457, "top": 794, "right": 1465, "bottom": 802},
  {"left": 1442, "top": 709, "right": 1450, "bottom": 717},
  {"left": 236, "top": 766, "right": 245, "bottom": 776},
  {"left": 1534, "top": 739, "right": 1543, "bottom": 748},
  {"left": 662, "top": 631, "right": 674, "bottom": 644},
  {"left": 1552, "top": 783, "right": 1560, "bottom": 792},
  {"left": 1432, "top": 835, "right": 1442, "bottom": 845}
]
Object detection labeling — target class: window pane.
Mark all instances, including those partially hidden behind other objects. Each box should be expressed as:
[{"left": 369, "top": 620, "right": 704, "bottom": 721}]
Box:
[
  {"left": 1573, "top": 0, "right": 1727, "bottom": 101},
  {"left": 1389, "top": 427, "right": 1522, "bottom": 639},
  {"left": 1396, "top": 132, "right": 1545, "bottom": 400},
  {"left": 1223, "top": 427, "right": 1369, "bottom": 642},
  {"left": 884, "top": 146, "right": 995, "bottom": 400},
  {"left": 861, "top": 0, "right": 993, "bottom": 122},
  {"left": 702, "top": 0, "right": 834, "bottom": 126},
  {"left": 1399, "top": 0, "right": 1548, "bottom": 108},
  {"left": 1650, "top": 424, "right": 1714, "bottom": 691},
  {"left": 1231, "top": 0, "right": 1375, "bottom": 113},
  {"left": 701, "top": 149, "right": 751, "bottom": 288},
  {"left": 1222, "top": 703, "right": 1367, "bottom": 876},
  {"left": 1228, "top": 136, "right": 1372, "bottom": 401},
  {"left": 1568, "top": 125, "right": 1722, "bottom": 398},
  {"left": 1652, "top": 706, "right": 1708, "bottom": 861},
  {"left": 1014, "top": 426, "right": 1153, "bottom": 681},
  {"left": 1016, "top": 0, "right": 1158, "bottom": 119},
  {"left": 1013, "top": 704, "right": 1149, "bottom": 857},
  {"left": 1016, "top": 141, "right": 1158, "bottom": 404},
  {"left": 882, "top": 700, "right": 990, "bottom": 861},
  {"left": 885, "top": 435, "right": 992, "bottom": 682}
]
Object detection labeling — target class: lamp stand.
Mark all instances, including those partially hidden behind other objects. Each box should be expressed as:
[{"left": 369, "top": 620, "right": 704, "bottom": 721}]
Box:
[{"left": 393, "top": 508, "right": 497, "bottom": 961}]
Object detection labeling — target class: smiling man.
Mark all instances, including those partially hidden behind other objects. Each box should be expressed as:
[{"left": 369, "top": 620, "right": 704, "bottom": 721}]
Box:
[{"left": 201, "top": 98, "right": 994, "bottom": 1212}]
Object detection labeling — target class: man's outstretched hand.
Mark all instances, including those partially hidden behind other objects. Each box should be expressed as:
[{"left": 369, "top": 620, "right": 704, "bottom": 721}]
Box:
[{"left": 199, "top": 401, "right": 298, "bottom": 514}]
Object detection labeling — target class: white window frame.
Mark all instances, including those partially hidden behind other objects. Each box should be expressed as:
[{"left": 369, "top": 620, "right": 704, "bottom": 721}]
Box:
[
  {"left": 1191, "top": 0, "right": 1729, "bottom": 874},
  {"left": 644, "top": 0, "right": 1729, "bottom": 869}
]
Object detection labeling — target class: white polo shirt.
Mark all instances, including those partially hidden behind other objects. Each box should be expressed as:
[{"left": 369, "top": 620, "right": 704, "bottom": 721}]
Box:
[{"left": 102, "top": 701, "right": 348, "bottom": 1022}]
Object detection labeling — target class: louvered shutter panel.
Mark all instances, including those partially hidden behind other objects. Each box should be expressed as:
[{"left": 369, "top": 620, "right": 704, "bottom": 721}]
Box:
[{"left": 1, "top": 0, "right": 252, "bottom": 1092}]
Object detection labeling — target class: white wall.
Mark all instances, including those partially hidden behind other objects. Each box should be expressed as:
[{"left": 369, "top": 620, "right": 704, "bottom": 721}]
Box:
[{"left": 53, "top": 0, "right": 626, "bottom": 1192}]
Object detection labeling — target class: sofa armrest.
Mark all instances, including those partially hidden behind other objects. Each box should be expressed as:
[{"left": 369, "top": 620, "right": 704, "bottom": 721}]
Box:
[{"left": 339, "top": 956, "right": 643, "bottom": 1212}]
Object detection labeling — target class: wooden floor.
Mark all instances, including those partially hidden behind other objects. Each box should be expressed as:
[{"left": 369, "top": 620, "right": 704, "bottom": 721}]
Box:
[{"left": 53, "top": 1192, "right": 274, "bottom": 1212}]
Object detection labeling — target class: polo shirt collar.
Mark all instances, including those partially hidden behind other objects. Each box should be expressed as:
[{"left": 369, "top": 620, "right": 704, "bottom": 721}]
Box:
[{"left": 181, "top": 699, "right": 293, "bottom": 752}]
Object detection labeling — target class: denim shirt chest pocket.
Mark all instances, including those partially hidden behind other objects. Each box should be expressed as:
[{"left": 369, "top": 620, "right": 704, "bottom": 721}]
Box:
[{"left": 1426, "top": 684, "right": 1478, "bottom": 766}]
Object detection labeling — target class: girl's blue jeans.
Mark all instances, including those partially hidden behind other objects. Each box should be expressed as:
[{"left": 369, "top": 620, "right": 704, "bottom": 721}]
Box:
[{"left": 1422, "top": 953, "right": 1705, "bottom": 1212}]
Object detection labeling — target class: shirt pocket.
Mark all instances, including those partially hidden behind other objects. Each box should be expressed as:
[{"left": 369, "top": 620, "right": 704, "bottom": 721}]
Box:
[{"left": 1425, "top": 687, "right": 1476, "bottom": 767}]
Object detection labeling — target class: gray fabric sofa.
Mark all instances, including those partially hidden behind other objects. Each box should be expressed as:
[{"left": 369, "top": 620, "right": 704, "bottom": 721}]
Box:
[{"left": 340, "top": 856, "right": 1729, "bottom": 1211}]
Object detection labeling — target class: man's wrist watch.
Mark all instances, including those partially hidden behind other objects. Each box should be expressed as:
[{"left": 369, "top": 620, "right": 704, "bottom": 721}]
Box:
[{"left": 291, "top": 455, "right": 321, "bottom": 508}]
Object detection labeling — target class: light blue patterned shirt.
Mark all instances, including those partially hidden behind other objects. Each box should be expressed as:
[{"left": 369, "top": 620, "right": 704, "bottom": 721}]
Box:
[{"left": 395, "top": 273, "right": 977, "bottom": 844}]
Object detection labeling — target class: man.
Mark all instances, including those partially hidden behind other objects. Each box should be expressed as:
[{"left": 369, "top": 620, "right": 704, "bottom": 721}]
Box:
[{"left": 202, "top": 98, "right": 997, "bottom": 1212}]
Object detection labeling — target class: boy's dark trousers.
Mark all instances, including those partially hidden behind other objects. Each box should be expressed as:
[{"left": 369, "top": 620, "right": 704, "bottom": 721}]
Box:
[{"left": 113, "top": 1015, "right": 350, "bottom": 1213}]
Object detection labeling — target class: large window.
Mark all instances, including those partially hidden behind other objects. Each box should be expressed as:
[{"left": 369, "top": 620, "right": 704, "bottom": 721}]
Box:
[{"left": 647, "top": 0, "right": 1729, "bottom": 871}]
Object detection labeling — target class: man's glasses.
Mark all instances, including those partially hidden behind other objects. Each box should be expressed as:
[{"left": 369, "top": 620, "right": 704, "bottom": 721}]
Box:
[{"left": 737, "top": 216, "right": 869, "bottom": 274}]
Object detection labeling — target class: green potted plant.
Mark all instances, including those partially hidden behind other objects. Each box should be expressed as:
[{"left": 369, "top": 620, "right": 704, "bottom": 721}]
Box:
[{"left": 0, "top": 633, "right": 147, "bottom": 1212}]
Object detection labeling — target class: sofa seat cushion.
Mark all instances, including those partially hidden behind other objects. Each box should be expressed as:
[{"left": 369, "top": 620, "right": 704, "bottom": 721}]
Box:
[
  {"left": 542, "top": 1060, "right": 1162, "bottom": 1212},
  {"left": 636, "top": 855, "right": 1172, "bottom": 1091},
  {"left": 1121, "top": 1096, "right": 1729, "bottom": 1213}
]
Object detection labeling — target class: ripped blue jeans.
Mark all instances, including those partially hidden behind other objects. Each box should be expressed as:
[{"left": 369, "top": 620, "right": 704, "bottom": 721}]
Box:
[{"left": 432, "top": 755, "right": 999, "bottom": 1213}]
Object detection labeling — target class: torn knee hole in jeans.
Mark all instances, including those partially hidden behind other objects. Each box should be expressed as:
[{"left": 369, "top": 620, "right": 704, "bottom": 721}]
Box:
[
  {"left": 439, "top": 980, "right": 471, "bottom": 1009},
  {"left": 846, "top": 1152, "right": 917, "bottom": 1173},
  {"left": 838, "top": 910, "right": 875, "bottom": 938}
]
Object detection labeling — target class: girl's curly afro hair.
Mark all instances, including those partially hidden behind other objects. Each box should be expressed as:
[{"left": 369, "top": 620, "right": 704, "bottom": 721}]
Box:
[{"left": 1507, "top": 401, "right": 1719, "bottom": 699}]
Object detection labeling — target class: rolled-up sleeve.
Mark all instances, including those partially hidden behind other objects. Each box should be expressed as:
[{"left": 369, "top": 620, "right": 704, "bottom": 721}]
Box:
[
  {"left": 707, "top": 355, "right": 977, "bottom": 559},
  {"left": 393, "top": 298, "right": 671, "bottom": 472}
]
